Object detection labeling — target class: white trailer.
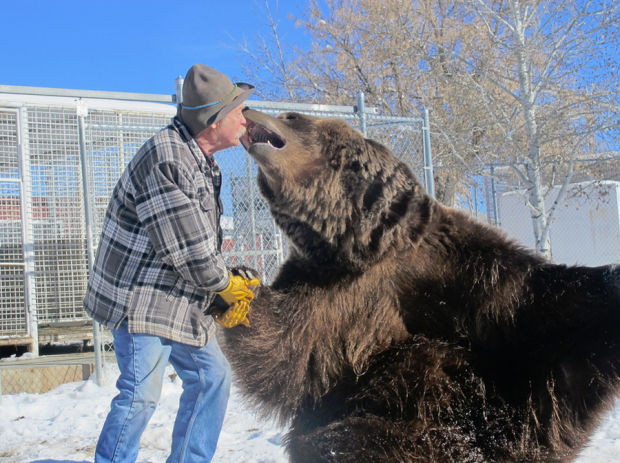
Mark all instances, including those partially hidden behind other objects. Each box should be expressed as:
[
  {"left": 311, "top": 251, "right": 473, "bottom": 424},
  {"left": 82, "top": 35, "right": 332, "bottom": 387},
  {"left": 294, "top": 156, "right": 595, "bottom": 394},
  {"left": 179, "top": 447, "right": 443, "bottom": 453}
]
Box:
[{"left": 498, "top": 180, "right": 620, "bottom": 266}]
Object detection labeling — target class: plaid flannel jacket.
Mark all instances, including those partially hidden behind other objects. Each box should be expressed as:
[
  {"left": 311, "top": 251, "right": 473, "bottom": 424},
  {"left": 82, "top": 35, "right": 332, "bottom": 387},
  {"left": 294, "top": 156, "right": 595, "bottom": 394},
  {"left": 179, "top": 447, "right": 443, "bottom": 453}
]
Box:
[{"left": 83, "top": 117, "right": 229, "bottom": 346}]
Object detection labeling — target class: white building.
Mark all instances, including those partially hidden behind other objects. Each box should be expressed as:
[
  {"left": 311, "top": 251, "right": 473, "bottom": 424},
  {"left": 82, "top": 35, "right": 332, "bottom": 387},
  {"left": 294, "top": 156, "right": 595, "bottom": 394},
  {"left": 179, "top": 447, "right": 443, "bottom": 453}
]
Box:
[{"left": 499, "top": 181, "right": 620, "bottom": 266}]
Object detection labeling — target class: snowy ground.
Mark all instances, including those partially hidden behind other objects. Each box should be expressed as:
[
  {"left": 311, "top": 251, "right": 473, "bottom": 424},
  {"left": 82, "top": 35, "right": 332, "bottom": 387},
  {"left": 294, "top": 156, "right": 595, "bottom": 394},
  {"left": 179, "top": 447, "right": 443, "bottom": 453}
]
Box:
[
  {"left": 1, "top": 361, "right": 619, "bottom": 463},
  {"left": 0, "top": 362, "right": 287, "bottom": 463}
]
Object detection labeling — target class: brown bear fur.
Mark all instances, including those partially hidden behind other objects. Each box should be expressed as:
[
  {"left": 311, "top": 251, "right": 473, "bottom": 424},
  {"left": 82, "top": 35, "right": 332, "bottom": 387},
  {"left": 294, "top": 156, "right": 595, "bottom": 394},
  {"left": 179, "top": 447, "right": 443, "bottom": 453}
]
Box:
[{"left": 219, "top": 109, "right": 620, "bottom": 462}]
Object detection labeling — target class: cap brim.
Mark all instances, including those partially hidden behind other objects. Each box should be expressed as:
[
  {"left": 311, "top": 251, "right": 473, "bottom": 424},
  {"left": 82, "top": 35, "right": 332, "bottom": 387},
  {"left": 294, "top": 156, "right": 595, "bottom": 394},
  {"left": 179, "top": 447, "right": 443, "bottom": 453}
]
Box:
[{"left": 213, "top": 82, "right": 255, "bottom": 124}]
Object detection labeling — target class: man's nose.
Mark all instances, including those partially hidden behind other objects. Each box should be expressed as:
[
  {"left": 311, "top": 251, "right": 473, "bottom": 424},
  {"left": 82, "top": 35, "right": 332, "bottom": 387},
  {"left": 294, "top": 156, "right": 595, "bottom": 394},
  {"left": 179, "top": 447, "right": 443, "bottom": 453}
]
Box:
[{"left": 241, "top": 106, "right": 251, "bottom": 125}]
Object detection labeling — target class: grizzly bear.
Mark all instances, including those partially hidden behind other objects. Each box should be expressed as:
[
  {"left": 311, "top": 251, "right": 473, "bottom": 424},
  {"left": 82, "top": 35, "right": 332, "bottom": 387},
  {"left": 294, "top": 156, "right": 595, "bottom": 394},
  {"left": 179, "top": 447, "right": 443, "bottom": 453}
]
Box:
[{"left": 217, "top": 109, "right": 620, "bottom": 463}]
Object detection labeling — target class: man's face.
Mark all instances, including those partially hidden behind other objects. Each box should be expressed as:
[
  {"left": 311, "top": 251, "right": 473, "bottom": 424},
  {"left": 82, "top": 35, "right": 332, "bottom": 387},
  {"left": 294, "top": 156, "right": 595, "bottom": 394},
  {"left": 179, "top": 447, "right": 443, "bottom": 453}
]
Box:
[{"left": 212, "top": 104, "right": 247, "bottom": 150}]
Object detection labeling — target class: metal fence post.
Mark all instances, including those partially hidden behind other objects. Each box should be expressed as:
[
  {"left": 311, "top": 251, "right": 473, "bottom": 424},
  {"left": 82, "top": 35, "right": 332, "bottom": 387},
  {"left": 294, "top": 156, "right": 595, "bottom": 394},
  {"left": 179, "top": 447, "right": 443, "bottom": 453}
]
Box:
[
  {"left": 175, "top": 76, "right": 184, "bottom": 105},
  {"left": 356, "top": 91, "right": 367, "bottom": 137},
  {"left": 17, "top": 107, "right": 38, "bottom": 356},
  {"left": 246, "top": 154, "right": 259, "bottom": 271},
  {"left": 490, "top": 164, "right": 500, "bottom": 227},
  {"left": 77, "top": 101, "right": 104, "bottom": 386},
  {"left": 422, "top": 107, "right": 435, "bottom": 198}
]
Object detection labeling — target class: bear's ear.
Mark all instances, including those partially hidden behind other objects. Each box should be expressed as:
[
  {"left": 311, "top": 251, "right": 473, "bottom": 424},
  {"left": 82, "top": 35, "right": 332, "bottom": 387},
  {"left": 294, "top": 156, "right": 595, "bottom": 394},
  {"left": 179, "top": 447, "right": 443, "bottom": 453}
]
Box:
[
  {"left": 340, "top": 138, "right": 388, "bottom": 192},
  {"left": 318, "top": 120, "right": 366, "bottom": 170}
]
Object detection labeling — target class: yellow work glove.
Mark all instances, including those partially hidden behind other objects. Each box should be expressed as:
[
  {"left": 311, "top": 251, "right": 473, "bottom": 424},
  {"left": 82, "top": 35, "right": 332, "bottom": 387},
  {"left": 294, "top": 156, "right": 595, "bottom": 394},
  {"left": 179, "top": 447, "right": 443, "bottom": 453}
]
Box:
[
  {"left": 215, "top": 273, "right": 260, "bottom": 306},
  {"left": 213, "top": 300, "right": 251, "bottom": 328},
  {"left": 213, "top": 272, "right": 260, "bottom": 328}
]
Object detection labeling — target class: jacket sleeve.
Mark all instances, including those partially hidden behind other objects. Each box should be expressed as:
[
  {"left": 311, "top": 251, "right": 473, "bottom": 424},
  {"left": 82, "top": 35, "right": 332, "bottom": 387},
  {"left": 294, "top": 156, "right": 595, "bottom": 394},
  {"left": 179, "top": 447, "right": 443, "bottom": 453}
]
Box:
[{"left": 134, "top": 159, "right": 229, "bottom": 292}]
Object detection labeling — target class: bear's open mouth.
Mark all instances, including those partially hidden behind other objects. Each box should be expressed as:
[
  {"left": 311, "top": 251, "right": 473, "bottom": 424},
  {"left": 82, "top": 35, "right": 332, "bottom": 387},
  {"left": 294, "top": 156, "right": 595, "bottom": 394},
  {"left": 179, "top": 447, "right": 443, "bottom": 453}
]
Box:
[{"left": 242, "top": 121, "right": 286, "bottom": 151}]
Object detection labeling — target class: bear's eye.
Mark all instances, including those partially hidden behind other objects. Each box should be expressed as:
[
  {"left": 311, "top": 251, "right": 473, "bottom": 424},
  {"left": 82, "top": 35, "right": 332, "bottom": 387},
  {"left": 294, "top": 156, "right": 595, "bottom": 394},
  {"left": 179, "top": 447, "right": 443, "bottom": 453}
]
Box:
[{"left": 285, "top": 113, "right": 298, "bottom": 120}]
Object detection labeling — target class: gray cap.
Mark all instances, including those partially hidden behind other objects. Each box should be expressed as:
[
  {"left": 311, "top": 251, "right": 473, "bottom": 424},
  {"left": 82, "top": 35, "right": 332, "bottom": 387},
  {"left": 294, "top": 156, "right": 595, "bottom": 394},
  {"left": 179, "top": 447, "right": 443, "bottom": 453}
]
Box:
[{"left": 178, "top": 64, "right": 255, "bottom": 136}]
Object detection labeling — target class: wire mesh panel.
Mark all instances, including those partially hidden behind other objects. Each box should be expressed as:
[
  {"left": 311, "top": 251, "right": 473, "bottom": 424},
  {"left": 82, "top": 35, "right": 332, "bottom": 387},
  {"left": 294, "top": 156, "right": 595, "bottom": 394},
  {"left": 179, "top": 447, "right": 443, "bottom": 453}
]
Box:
[
  {"left": 84, "top": 110, "right": 173, "bottom": 251},
  {"left": 0, "top": 110, "right": 27, "bottom": 335},
  {"left": 26, "top": 107, "right": 88, "bottom": 322}
]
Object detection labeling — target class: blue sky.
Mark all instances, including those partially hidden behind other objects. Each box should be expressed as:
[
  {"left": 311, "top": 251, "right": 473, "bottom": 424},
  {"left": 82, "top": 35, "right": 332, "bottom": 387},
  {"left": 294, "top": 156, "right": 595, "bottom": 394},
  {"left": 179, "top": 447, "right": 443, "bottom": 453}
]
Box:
[{"left": 0, "top": 0, "right": 308, "bottom": 95}]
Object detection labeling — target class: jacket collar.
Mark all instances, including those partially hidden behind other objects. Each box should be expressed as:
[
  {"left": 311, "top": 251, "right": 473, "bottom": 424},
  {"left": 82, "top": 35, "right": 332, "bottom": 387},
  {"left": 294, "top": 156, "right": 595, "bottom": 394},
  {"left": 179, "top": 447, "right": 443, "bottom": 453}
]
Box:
[{"left": 172, "top": 116, "right": 214, "bottom": 172}]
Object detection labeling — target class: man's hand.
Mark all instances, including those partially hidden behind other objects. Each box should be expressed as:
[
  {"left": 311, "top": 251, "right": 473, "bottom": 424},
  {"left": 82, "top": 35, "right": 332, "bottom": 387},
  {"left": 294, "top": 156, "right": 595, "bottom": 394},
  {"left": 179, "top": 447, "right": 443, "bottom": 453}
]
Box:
[
  {"left": 213, "top": 300, "right": 251, "bottom": 328},
  {"left": 216, "top": 272, "right": 260, "bottom": 306},
  {"left": 212, "top": 271, "right": 260, "bottom": 328},
  {"left": 231, "top": 267, "right": 261, "bottom": 283}
]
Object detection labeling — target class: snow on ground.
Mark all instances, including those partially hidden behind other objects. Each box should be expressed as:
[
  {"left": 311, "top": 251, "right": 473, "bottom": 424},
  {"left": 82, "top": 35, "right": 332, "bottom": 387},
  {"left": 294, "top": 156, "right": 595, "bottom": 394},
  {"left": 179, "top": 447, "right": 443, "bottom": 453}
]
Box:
[
  {"left": 0, "top": 363, "right": 287, "bottom": 463},
  {"left": 0, "top": 361, "right": 619, "bottom": 463}
]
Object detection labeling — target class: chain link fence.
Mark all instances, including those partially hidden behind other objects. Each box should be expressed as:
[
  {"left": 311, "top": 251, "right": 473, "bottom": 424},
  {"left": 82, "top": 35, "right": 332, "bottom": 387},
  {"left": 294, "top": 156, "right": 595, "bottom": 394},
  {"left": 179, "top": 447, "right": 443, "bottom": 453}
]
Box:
[{"left": 0, "top": 86, "right": 428, "bottom": 393}]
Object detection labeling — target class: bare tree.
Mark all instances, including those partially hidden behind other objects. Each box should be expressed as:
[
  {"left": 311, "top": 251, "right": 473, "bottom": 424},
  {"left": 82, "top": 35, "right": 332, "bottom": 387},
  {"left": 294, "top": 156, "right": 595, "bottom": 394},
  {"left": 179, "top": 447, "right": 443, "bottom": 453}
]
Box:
[
  {"left": 290, "top": 0, "right": 501, "bottom": 206},
  {"left": 232, "top": 0, "right": 303, "bottom": 101},
  {"left": 461, "top": 0, "right": 619, "bottom": 257}
]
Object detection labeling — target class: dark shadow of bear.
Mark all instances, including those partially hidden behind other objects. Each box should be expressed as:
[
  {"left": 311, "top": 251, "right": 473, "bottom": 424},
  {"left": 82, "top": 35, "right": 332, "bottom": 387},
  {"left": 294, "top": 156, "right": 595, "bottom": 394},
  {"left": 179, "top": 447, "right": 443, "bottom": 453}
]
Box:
[{"left": 218, "top": 109, "right": 620, "bottom": 463}]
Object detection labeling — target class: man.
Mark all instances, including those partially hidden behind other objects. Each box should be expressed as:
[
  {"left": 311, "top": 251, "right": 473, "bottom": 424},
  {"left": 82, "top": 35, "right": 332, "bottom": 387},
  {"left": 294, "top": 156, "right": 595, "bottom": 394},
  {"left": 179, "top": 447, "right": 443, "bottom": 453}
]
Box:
[{"left": 84, "top": 64, "right": 259, "bottom": 463}]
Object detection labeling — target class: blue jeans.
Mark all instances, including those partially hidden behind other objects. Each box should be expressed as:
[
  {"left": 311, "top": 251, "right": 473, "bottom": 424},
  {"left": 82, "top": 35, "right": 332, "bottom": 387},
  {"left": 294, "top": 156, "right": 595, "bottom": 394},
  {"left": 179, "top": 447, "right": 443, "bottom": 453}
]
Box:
[{"left": 95, "top": 322, "right": 232, "bottom": 463}]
